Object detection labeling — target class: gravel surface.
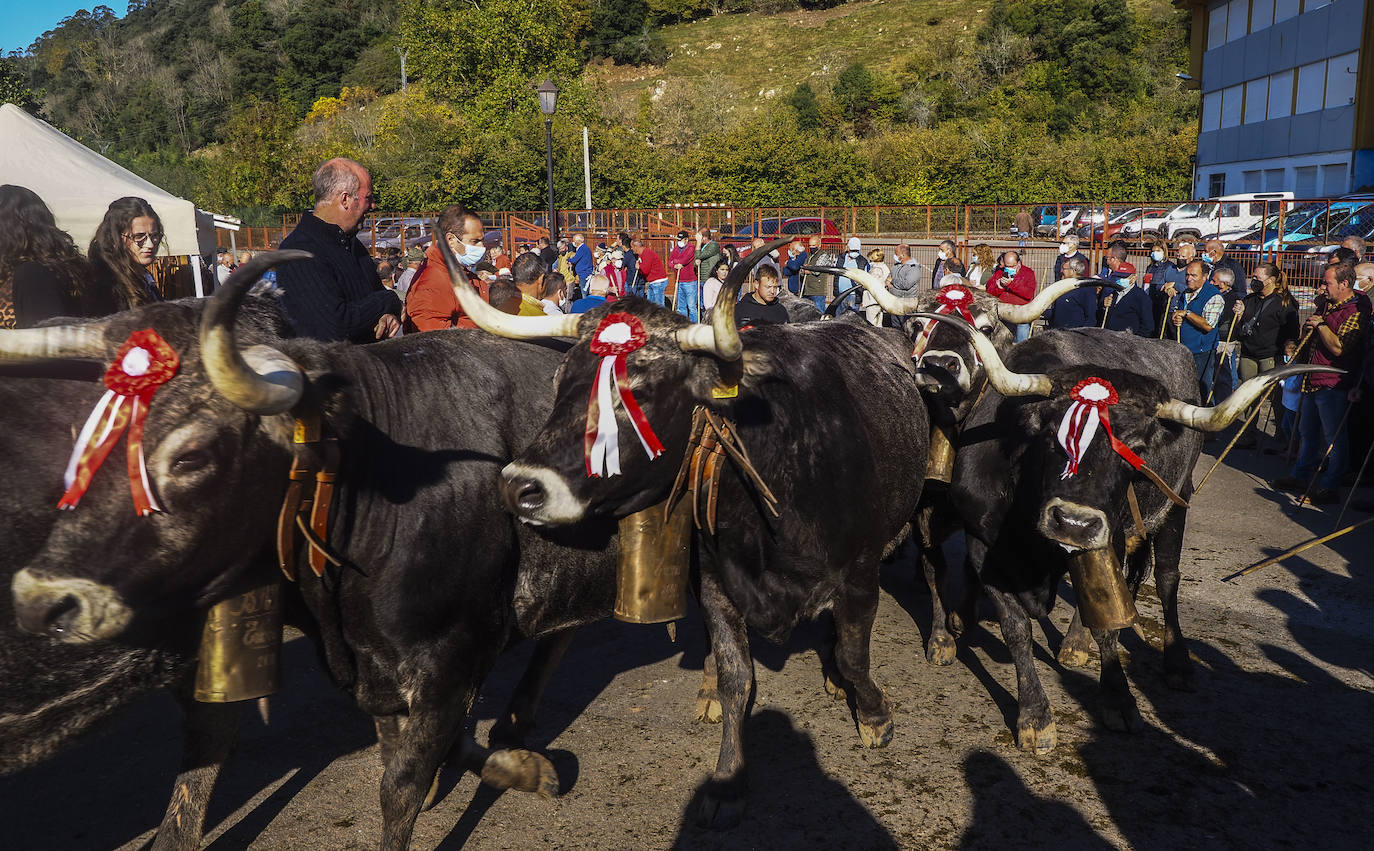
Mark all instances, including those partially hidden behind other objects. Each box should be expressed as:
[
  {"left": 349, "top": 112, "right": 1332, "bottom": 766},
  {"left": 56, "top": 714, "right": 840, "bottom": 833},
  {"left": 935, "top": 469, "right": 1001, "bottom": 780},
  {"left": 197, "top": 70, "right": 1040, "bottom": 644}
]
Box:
[{"left": 4, "top": 444, "right": 1372, "bottom": 850}]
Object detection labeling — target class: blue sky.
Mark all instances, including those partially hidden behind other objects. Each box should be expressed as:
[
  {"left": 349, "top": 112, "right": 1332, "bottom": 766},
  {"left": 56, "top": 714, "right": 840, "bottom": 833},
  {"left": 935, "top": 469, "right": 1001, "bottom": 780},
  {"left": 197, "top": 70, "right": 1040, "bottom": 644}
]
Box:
[{"left": 2, "top": 3, "right": 129, "bottom": 54}]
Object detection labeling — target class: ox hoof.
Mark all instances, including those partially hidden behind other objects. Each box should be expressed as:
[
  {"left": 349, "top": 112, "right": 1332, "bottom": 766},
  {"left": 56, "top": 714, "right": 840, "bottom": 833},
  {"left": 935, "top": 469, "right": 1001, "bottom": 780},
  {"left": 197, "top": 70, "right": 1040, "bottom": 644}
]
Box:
[
  {"left": 1101, "top": 700, "right": 1143, "bottom": 733},
  {"left": 857, "top": 716, "right": 894, "bottom": 749},
  {"left": 421, "top": 770, "right": 443, "bottom": 811},
  {"left": 925, "top": 633, "right": 957, "bottom": 666},
  {"left": 694, "top": 693, "right": 723, "bottom": 724},
  {"left": 823, "top": 673, "right": 848, "bottom": 702},
  {"left": 1016, "top": 719, "right": 1057, "bottom": 755},
  {"left": 480, "top": 748, "right": 560, "bottom": 798},
  {"left": 697, "top": 786, "right": 745, "bottom": 830},
  {"left": 1057, "top": 643, "right": 1094, "bottom": 669}
]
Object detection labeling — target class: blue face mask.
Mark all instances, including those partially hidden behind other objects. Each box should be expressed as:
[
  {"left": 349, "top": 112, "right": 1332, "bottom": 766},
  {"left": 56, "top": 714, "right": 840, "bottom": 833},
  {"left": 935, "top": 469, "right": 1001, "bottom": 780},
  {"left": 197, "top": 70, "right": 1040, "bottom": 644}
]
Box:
[
  {"left": 1005, "top": 265, "right": 1017, "bottom": 275},
  {"left": 456, "top": 242, "right": 486, "bottom": 268}
]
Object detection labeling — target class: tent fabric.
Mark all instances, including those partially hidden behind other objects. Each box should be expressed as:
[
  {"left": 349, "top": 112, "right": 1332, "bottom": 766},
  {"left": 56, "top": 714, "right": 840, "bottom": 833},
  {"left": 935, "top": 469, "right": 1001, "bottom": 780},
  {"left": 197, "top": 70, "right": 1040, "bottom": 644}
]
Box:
[{"left": 0, "top": 103, "right": 215, "bottom": 258}]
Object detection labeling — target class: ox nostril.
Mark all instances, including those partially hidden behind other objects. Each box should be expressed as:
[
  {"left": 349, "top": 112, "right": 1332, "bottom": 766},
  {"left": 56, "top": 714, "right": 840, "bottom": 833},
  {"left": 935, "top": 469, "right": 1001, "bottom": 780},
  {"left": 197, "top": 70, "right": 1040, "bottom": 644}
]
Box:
[
  {"left": 511, "top": 477, "right": 547, "bottom": 512},
  {"left": 45, "top": 595, "right": 81, "bottom": 636}
]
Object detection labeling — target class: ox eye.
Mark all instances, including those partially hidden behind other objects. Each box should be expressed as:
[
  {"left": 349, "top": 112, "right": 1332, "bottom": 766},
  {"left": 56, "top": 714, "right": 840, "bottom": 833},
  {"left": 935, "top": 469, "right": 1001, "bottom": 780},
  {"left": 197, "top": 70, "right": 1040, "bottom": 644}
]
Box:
[
  {"left": 977, "top": 325, "right": 994, "bottom": 336},
  {"left": 172, "top": 450, "right": 213, "bottom": 475}
]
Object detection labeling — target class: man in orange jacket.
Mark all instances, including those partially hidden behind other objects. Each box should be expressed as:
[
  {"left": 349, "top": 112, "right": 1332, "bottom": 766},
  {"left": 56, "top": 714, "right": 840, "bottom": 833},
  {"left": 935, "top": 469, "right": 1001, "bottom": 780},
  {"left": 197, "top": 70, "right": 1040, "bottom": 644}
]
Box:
[{"left": 403, "top": 204, "right": 489, "bottom": 332}]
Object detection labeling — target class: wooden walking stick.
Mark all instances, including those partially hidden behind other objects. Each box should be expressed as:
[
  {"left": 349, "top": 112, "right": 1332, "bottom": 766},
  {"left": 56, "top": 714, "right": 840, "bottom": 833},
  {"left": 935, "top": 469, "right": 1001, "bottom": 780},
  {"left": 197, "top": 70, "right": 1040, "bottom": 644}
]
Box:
[
  {"left": 1331, "top": 432, "right": 1374, "bottom": 531},
  {"left": 1223, "top": 515, "right": 1374, "bottom": 581},
  {"left": 1203, "top": 303, "right": 1241, "bottom": 405}
]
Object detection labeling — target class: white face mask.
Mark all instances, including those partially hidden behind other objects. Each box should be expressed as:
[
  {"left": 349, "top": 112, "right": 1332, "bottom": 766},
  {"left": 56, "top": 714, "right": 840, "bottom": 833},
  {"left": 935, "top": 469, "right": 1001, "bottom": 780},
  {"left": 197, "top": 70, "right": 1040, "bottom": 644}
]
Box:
[
  {"left": 613, "top": 259, "right": 623, "bottom": 268},
  {"left": 770, "top": 250, "right": 779, "bottom": 259},
  {"left": 677, "top": 240, "right": 687, "bottom": 248},
  {"left": 848, "top": 250, "right": 860, "bottom": 257},
  {"left": 452, "top": 239, "right": 486, "bottom": 268},
  {"left": 1059, "top": 243, "right": 1071, "bottom": 255},
  {"left": 937, "top": 250, "right": 949, "bottom": 260},
  {"left": 1151, "top": 249, "right": 1165, "bottom": 262}
]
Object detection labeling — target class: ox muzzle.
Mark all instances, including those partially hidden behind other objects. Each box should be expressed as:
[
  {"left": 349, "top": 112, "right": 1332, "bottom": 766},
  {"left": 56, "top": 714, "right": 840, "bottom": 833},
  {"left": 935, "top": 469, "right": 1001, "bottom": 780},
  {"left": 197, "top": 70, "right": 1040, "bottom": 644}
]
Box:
[
  {"left": 11, "top": 569, "right": 133, "bottom": 643},
  {"left": 1038, "top": 497, "right": 1111, "bottom": 552},
  {"left": 500, "top": 462, "right": 589, "bottom": 526}
]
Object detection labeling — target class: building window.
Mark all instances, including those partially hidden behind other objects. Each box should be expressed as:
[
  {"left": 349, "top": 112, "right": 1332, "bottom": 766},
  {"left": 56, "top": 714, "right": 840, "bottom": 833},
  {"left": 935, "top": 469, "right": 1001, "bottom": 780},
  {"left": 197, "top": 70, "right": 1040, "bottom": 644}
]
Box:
[
  {"left": 1305, "top": 0, "right": 1331, "bottom": 11},
  {"left": 1251, "top": 0, "right": 1274, "bottom": 31},
  {"left": 1321, "top": 163, "right": 1346, "bottom": 196},
  {"left": 1264, "top": 168, "right": 1286, "bottom": 191},
  {"left": 1325, "top": 51, "right": 1358, "bottom": 109},
  {"left": 1295, "top": 60, "right": 1326, "bottom": 114},
  {"left": 1226, "top": 0, "right": 1248, "bottom": 41},
  {"left": 1208, "top": 2, "right": 1228, "bottom": 48},
  {"left": 1295, "top": 166, "right": 1317, "bottom": 197},
  {"left": 1243, "top": 170, "right": 1262, "bottom": 192},
  {"left": 1244, "top": 78, "right": 1269, "bottom": 123},
  {"left": 1209, "top": 173, "right": 1227, "bottom": 197},
  {"left": 1268, "top": 69, "right": 1294, "bottom": 119},
  {"left": 1220, "top": 83, "right": 1244, "bottom": 128},
  {"left": 1202, "top": 90, "right": 1223, "bottom": 131},
  {"left": 1274, "top": 0, "right": 1300, "bottom": 22}
]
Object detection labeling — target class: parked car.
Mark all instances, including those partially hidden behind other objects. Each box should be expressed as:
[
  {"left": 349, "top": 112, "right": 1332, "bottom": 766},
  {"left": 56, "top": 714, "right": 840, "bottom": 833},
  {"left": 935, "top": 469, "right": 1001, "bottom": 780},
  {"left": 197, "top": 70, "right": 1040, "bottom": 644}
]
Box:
[
  {"left": 367, "top": 218, "right": 434, "bottom": 252},
  {"left": 1118, "top": 203, "right": 1194, "bottom": 241},
  {"left": 721, "top": 216, "right": 843, "bottom": 251},
  {"left": 1077, "top": 207, "right": 1171, "bottom": 244},
  {"left": 1160, "top": 192, "right": 1292, "bottom": 241},
  {"left": 1222, "top": 201, "right": 1369, "bottom": 251},
  {"left": 1054, "top": 207, "right": 1104, "bottom": 239}
]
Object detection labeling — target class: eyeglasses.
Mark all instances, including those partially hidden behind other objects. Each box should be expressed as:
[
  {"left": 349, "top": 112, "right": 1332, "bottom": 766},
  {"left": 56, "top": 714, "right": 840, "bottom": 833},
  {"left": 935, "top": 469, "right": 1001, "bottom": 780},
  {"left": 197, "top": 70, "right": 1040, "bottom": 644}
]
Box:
[{"left": 122, "top": 232, "right": 162, "bottom": 247}]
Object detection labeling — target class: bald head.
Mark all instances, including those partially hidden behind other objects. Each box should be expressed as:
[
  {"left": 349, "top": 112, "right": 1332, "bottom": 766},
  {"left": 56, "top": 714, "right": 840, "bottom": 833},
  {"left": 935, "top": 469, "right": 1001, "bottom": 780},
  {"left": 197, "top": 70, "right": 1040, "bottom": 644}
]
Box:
[{"left": 312, "top": 157, "right": 373, "bottom": 233}]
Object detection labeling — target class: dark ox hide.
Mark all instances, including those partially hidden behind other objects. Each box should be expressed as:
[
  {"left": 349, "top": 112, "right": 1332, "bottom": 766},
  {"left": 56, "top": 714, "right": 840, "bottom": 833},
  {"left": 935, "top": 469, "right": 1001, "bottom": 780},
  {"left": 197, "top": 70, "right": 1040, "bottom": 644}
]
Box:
[
  {"left": 6, "top": 256, "right": 619, "bottom": 850},
  {"left": 496, "top": 292, "right": 929, "bottom": 827},
  {"left": 945, "top": 325, "right": 1304, "bottom": 754},
  {"left": 0, "top": 347, "right": 289, "bottom": 848}
]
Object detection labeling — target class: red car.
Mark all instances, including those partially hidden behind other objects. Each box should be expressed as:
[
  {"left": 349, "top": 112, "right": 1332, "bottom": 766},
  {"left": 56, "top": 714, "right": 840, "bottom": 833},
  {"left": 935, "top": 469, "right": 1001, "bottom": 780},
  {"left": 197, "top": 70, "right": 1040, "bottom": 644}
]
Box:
[{"left": 721, "top": 216, "right": 843, "bottom": 253}]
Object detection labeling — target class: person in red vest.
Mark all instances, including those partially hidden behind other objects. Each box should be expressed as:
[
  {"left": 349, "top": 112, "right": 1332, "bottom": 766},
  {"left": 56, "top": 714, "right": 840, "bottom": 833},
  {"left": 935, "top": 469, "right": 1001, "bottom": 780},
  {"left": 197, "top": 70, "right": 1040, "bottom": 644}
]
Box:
[
  {"left": 986, "top": 249, "right": 1038, "bottom": 341},
  {"left": 633, "top": 236, "right": 668, "bottom": 306}
]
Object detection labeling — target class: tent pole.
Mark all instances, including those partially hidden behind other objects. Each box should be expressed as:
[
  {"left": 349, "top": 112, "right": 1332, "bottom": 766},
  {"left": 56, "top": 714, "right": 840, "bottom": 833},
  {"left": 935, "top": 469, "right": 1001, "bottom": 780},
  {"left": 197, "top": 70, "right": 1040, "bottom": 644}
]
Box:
[{"left": 192, "top": 259, "right": 205, "bottom": 298}]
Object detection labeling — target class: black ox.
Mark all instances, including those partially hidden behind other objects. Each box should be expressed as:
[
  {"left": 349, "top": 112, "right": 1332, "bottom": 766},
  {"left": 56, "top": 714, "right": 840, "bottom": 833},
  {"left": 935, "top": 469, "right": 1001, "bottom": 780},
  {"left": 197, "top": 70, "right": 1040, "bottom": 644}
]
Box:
[
  {"left": 454, "top": 237, "right": 931, "bottom": 826},
  {"left": 926, "top": 315, "right": 1318, "bottom": 753},
  {"left": 5, "top": 253, "right": 622, "bottom": 849}
]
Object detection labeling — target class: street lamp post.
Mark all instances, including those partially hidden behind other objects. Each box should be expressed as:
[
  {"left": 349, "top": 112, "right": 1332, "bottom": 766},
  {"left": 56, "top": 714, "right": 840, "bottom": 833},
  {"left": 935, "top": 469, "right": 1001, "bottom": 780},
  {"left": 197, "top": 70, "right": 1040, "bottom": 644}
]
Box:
[{"left": 537, "top": 79, "right": 559, "bottom": 243}]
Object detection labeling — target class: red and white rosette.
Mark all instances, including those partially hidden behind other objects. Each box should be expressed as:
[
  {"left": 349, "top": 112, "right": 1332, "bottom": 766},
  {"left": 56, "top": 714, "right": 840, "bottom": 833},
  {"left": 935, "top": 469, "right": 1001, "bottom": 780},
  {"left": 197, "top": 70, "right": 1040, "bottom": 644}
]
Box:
[
  {"left": 913, "top": 283, "right": 977, "bottom": 359},
  {"left": 59, "top": 329, "right": 180, "bottom": 515},
  {"left": 584, "top": 313, "right": 665, "bottom": 477},
  {"left": 1056, "top": 377, "right": 1146, "bottom": 479}
]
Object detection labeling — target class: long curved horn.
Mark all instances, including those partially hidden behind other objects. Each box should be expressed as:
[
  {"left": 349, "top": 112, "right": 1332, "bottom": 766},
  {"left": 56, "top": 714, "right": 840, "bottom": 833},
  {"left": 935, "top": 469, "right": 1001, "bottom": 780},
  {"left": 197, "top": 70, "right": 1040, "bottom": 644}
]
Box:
[
  {"left": 997, "top": 278, "right": 1124, "bottom": 325},
  {"left": 677, "top": 236, "right": 791, "bottom": 360},
  {"left": 824, "top": 285, "right": 863, "bottom": 317},
  {"left": 438, "top": 234, "right": 582, "bottom": 339},
  {"left": 807, "top": 266, "right": 921, "bottom": 315},
  {"left": 0, "top": 323, "right": 109, "bottom": 361},
  {"left": 914, "top": 312, "right": 1052, "bottom": 397},
  {"left": 1156, "top": 364, "right": 1334, "bottom": 431},
  {"left": 200, "top": 250, "right": 309, "bottom": 414}
]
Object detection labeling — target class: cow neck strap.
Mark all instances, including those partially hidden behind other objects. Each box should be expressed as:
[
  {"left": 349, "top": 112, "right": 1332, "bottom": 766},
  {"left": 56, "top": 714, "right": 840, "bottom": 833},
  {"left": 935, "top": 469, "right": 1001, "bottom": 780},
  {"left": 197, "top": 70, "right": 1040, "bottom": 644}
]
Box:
[
  {"left": 276, "top": 409, "right": 346, "bottom": 581},
  {"left": 665, "top": 406, "right": 779, "bottom": 535}
]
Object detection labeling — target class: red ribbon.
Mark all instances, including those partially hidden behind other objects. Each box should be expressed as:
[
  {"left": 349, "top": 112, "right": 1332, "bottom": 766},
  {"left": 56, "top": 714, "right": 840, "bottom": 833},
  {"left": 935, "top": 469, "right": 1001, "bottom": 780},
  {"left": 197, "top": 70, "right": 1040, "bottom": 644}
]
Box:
[
  {"left": 1056, "top": 377, "right": 1145, "bottom": 478},
  {"left": 584, "top": 313, "right": 665, "bottom": 477},
  {"left": 58, "top": 329, "right": 180, "bottom": 515},
  {"left": 913, "top": 283, "right": 977, "bottom": 359}
]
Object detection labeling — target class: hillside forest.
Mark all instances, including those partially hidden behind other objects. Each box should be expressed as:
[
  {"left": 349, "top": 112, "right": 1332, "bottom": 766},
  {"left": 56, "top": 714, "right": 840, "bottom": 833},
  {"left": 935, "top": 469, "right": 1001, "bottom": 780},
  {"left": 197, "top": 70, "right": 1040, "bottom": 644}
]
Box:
[{"left": 0, "top": 0, "right": 1199, "bottom": 224}]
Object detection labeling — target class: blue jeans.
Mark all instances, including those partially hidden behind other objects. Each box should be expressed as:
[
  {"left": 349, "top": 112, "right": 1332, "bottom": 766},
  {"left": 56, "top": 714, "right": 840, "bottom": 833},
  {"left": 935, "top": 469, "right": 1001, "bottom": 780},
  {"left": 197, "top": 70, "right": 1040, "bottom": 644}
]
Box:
[
  {"left": 1213, "top": 345, "right": 1240, "bottom": 402},
  {"left": 1293, "top": 388, "right": 1350, "bottom": 490},
  {"left": 809, "top": 296, "right": 827, "bottom": 312},
  {"left": 676, "top": 281, "right": 699, "bottom": 322},
  {"left": 1192, "top": 350, "right": 1217, "bottom": 401},
  {"left": 647, "top": 278, "right": 667, "bottom": 307},
  {"left": 625, "top": 278, "right": 645, "bottom": 299},
  {"left": 1013, "top": 323, "right": 1031, "bottom": 342}
]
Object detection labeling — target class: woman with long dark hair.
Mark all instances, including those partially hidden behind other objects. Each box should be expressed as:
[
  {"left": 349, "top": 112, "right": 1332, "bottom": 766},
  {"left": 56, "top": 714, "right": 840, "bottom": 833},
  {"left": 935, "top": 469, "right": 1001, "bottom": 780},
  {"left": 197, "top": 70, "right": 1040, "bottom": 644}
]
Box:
[
  {"left": 0, "top": 185, "right": 91, "bottom": 328},
  {"left": 88, "top": 196, "right": 165, "bottom": 313}
]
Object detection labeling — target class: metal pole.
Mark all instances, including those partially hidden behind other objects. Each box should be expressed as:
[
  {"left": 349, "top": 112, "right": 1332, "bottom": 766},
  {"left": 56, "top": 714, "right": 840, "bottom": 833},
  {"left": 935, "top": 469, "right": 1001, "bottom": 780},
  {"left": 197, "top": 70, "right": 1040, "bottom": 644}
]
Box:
[
  {"left": 582, "top": 126, "right": 592, "bottom": 211},
  {"left": 545, "top": 118, "right": 558, "bottom": 242}
]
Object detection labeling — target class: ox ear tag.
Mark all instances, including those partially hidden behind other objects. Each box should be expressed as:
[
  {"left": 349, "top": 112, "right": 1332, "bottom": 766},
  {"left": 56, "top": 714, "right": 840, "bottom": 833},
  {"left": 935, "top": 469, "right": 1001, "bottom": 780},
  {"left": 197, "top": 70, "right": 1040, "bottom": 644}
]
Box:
[
  {"left": 293, "top": 412, "right": 321, "bottom": 444},
  {"left": 711, "top": 383, "right": 739, "bottom": 399}
]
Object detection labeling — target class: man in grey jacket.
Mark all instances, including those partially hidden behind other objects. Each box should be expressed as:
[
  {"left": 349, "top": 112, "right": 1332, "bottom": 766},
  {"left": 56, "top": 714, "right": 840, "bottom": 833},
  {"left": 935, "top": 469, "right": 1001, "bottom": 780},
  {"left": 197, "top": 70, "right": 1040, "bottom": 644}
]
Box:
[{"left": 889, "top": 243, "right": 923, "bottom": 298}]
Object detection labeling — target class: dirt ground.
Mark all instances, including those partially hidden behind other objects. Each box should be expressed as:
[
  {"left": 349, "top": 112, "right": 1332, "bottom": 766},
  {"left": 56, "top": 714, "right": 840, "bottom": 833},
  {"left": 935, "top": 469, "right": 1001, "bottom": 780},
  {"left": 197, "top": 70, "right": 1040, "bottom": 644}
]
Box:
[{"left": 3, "top": 441, "right": 1373, "bottom": 850}]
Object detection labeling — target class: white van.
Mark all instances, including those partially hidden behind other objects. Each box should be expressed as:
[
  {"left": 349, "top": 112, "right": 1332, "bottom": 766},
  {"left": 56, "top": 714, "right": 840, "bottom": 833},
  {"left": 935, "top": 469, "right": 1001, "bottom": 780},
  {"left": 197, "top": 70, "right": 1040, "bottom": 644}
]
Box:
[
  {"left": 1119, "top": 203, "right": 1198, "bottom": 240},
  {"left": 1160, "top": 192, "right": 1293, "bottom": 241}
]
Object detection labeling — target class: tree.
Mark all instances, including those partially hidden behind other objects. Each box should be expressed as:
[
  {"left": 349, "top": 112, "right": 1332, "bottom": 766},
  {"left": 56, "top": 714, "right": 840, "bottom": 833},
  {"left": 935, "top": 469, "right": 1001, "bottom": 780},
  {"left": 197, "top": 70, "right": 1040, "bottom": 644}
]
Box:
[
  {"left": 786, "top": 83, "right": 821, "bottom": 132},
  {"left": 0, "top": 58, "right": 40, "bottom": 112}
]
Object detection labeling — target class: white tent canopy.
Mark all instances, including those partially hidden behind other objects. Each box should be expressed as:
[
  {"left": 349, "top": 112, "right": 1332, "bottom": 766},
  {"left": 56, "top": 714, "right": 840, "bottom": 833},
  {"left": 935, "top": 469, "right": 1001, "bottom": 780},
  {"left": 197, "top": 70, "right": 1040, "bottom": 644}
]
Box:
[{"left": 0, "top": 102, "right": 216, "bottom": 259}]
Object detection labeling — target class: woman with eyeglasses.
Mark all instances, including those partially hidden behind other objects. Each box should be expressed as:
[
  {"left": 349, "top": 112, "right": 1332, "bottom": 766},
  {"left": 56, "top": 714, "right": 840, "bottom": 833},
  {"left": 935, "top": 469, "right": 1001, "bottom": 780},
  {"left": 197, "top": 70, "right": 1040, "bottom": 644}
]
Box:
[
  {"left": 0, "top": 184, "right": 92, "bottom": 328},
  {"left": 88, "top": 196, "right": 165, "bottom": 314}
]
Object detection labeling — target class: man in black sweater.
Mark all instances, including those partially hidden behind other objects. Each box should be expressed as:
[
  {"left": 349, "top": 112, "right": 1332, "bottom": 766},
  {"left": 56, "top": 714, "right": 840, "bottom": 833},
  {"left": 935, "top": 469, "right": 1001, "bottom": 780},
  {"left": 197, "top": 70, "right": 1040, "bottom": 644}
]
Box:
[
  {"left": 734, "top": 267, "right": 789, "bottom": 328},
  {"left": 278, "top": 158, "right": 402, "bottom": 343}
]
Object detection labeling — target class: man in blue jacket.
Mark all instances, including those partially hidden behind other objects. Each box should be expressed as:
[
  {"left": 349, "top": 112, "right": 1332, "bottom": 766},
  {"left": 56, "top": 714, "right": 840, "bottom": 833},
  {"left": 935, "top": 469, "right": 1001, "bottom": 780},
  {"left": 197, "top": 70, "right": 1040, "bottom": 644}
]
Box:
[
  {"left": 569, "top": 233, "right": 595, "bottom": 287},
  {"left": 1171, "top": 260, "right": 1224, "bottom": 399},
  {"left": 1047, "top": 255, "right": 1097, "bottom": 329}
]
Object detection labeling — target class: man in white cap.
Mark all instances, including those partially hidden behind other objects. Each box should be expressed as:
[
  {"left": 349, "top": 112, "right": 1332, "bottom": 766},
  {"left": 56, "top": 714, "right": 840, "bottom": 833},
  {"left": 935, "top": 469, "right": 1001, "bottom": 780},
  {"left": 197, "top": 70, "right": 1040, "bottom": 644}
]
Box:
[{"left": 832, "top": 235, "right": 870, "bottom": 315}]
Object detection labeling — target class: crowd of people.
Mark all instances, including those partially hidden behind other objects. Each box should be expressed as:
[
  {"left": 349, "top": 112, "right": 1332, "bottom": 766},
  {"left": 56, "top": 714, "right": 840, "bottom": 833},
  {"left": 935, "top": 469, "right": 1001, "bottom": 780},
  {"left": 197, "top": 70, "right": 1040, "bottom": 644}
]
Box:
[{"left": 7, "top": 156, "right": 1374, "bottom": 509}]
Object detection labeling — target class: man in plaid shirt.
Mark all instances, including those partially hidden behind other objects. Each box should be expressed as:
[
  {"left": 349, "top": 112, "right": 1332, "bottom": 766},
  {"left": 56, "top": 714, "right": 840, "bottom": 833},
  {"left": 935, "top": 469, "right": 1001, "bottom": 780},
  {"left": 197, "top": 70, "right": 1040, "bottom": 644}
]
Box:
[
  {"left": 1171, "top": 260, "right": 1226, "bottom": 400},
  {"left": 1276, "top": 263, "right": 1368, "bottom": 504}
]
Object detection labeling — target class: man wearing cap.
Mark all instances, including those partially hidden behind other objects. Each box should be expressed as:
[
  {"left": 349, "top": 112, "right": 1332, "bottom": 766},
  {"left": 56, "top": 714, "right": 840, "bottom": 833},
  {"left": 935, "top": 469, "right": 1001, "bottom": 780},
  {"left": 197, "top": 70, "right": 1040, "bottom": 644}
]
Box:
[
  {"left": 1100, "top": 249, "right": 1153, "bottom": 336},
  {"left": 832, "top": 236, "right": 870, "bottom": 315},
  {"left": 395, "top": 244, "right": 425, "bottom": 299},
  {"left": 669, "top": 229, "right": 699, "bottom": 321}
]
